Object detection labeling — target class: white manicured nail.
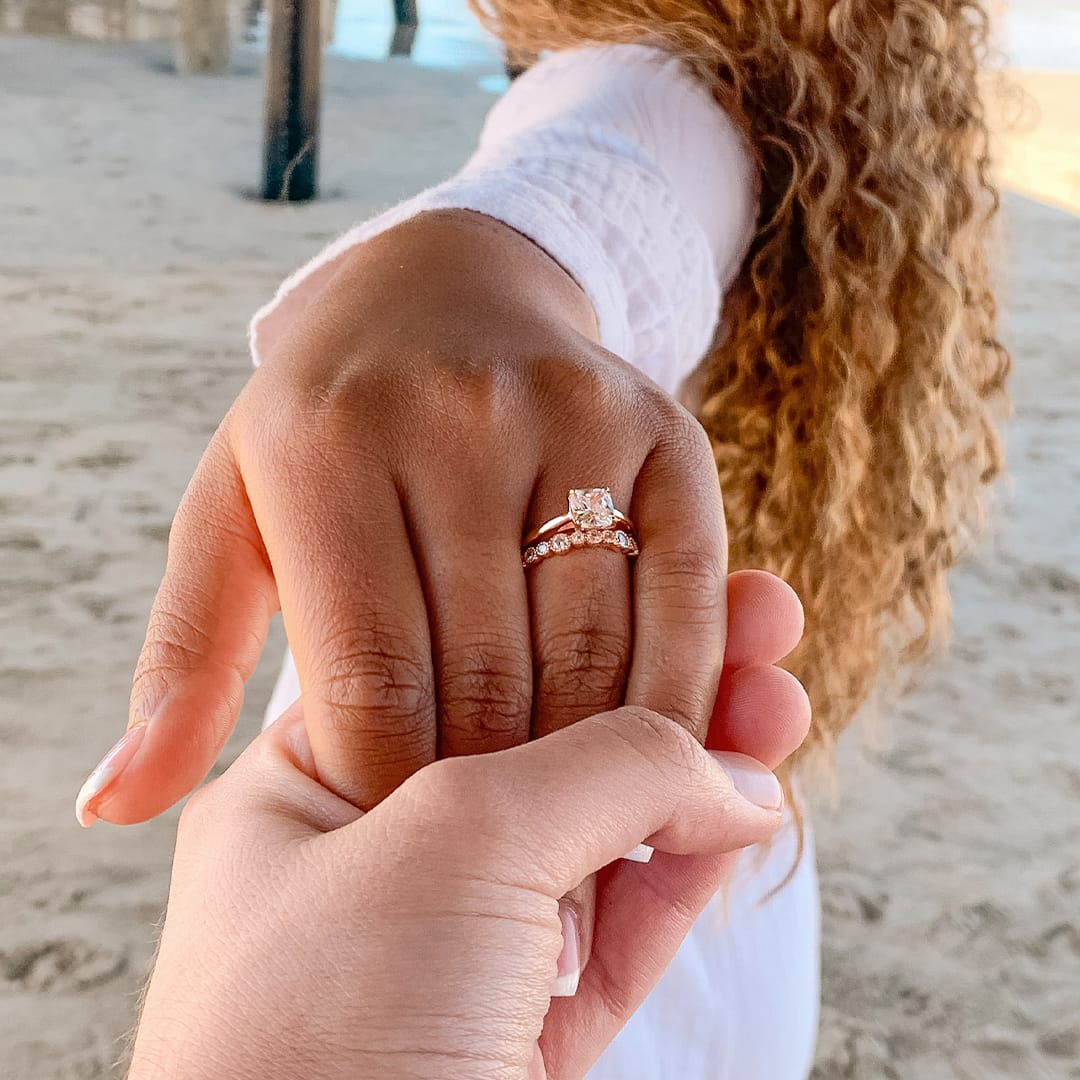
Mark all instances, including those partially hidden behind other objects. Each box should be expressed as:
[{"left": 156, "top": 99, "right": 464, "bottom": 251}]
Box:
[
  {"left": 708, "top": 751, "right": 784, "bottom": 810},
  {"left": 622, "top": 843, "right": 654, "bottom": 864},
  {"left": 75, "top": 722, "right": 147, "bottom": 827},
  {"left": 550, "top": 901, "right": 581, "bottom": 997}
]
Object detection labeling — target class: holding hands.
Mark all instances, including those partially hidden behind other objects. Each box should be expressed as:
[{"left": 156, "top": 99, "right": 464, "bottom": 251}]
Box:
[
  {"left": 129, "top": 574, "right": 808, "bottom": 1080},
  {"left": 77, "top": 210, "right": 810, "bottom": 1076},
  {"left": 80, "top": 211, "right": 801, "bottom": 823}
]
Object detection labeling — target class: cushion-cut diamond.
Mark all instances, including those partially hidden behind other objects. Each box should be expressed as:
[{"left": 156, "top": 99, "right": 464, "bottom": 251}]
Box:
[{"left": 568, "top": 488, "right": 616, "bottom": 530}]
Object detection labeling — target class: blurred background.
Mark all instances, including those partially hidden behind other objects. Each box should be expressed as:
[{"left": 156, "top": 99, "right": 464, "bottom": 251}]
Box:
[{"left": 0, "top": 2, "right": 1077, "bottom": 1077}]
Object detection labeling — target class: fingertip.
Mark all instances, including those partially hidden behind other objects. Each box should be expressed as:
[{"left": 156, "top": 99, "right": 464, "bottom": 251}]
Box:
[
  {"left": 707, "top": 663, "right": 811, "bottom": 769},
  {"left": 724, "top": 570, "right": 805, "bottom": 668},
  {"left": 74, "top": 720, "right": 150, "bottom": 828},
  {"left": 84, "top": 675, "right": 239, "bottom": 826}
]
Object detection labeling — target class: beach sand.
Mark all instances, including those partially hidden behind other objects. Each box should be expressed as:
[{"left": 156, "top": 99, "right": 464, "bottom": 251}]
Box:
[{"left": 0, "top": 33, "right": 1077, "bottom": 1080}]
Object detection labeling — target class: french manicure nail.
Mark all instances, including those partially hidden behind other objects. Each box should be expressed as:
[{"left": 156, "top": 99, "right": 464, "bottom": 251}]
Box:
[
  {"left": 550, "top": 901, "right": 581, "bottom": 998},
  {"left": 708, "top": 751, "right": 784, "bottom": 810},
  {"left": 622, "top": 843, "right": 654, "bottom": 864},
  {"left": 75, "top": 723, "right": 148, "bottom": 828}
]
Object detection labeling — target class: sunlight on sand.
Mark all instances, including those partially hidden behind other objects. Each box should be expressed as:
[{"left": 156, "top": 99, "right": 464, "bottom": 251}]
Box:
[
  {"left": 989, "top": 1, "right": 1080, "bottom": 215},
  {"left": 989, "top": 70, "right": 1080, "bottom": 216}
]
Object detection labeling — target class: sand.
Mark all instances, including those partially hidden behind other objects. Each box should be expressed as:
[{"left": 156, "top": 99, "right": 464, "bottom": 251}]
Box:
[{"left": 0, "top": 32, "right": 1077, "bottom": 1080}]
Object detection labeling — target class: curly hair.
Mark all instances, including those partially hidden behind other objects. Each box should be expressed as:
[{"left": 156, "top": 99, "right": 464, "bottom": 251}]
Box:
[{"left": 470, "top": 0, "right": 1011, "bottom": 794}]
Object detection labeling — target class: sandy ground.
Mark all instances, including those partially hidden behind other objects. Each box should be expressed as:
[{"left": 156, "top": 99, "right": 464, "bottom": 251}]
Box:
[{"left": 0, "top": 32, "right": 1077, "bottom": 1080}]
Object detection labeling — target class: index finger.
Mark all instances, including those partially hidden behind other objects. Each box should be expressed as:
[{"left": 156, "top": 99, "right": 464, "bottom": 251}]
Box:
[
  {"left": 624, "top": 406, "right": 728, "bottom": 738},
  {"left": 80, "top": 432, "right": 278, "bottom": 827}
]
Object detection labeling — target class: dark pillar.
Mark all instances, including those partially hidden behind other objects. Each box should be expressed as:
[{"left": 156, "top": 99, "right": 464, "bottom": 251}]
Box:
[
  {"left": 262, "top": 0, "right": 322, "bottom": 201},
  {"left": 390, "top": 0, "right": 418, "bottom": 57}
]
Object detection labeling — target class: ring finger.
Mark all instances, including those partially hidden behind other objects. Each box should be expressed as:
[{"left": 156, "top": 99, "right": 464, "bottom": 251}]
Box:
[
  {"left": 528, "top": 475, "right": 639, "bottom": 741},
  {"left": 526, "top": 469, "right": 640, "bottom": 994}
]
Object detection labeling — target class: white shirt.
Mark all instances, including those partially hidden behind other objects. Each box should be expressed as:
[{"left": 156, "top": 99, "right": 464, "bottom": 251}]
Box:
[{"left": 255, "top": 44, "right": 819, "bottom": 1079}]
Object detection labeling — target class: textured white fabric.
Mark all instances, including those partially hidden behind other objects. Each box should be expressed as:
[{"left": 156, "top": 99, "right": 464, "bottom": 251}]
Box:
[{"left": 253, "top": 43, "right": 818, "bottom": 1079}]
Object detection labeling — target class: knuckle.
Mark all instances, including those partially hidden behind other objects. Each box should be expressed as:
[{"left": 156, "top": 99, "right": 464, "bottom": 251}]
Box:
[
  {"left": 650, "top": 395, "right": 712, "bottom": 459},
  {"left": 238, "top": 391, "right": 304, "bottom": 461},
  {"left": 439, "top": 360, "right": 503, "bottom": 418},
  {"left": 241, "top": 391, "right": 360, "bottom": 474},
  {"left": 137, "top": 581, "right": 249, "bottom": 662},
  {"left": 137, "top": 606, "right": 211, "bottom": 672},
  {"left": 638, "top": 547, "right": 726, "bottom": 612},
  {"left": 310, "top": 628, "right": 435, "bottom": 749},
  {"left": 403, "top": 755, "right": 498, "bottom": 841},
  {"left": 604, "top": 706, "right": 702, "bottom": 779},
  {"left": 130, "top": 598, "right": 218, "bottom": 713},
  {"left": 536, "top": 349, "right": 636, "bottom": 427},
  {"left": 439, "top": 640, "right": 532, "bottom": 746},
  {"left": 536, "top": 622, "right": 630, "bottom": 711},
  {"left": 176, "top": 782, "right": 222, "bottom": 841},
  {"left": 397, "top": 360, "right": 509, "bottom": 448},
  {"left": 176, "top": 773, "right": 263, "bottom": 862}
]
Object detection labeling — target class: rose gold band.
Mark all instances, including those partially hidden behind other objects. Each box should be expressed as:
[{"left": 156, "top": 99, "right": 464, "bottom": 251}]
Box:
[{"left": 523, "top": 508, "right": 634, "bottom": 547}]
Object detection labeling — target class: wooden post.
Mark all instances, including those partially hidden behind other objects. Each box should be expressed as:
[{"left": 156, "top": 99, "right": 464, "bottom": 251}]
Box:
[
  {"left": 390, "top": 0, "right": 418, "bottom": 57},
  {"left": 175, "top": 0, "right": 231, "bottom": 75},
  {"left": 262, "top": 0, "right": 322, "bottom": 201},
  {"left": 321, "top": 0, "right": 338, "bottom": 45}
]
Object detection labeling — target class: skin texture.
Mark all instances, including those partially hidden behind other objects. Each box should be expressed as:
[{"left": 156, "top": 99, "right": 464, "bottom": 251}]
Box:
[
  {"left": 128, "top": 575, "right": 809, "bottom": 1080},
  {"left": 94, "top": 210, "right": 735, "bottom": 827}
]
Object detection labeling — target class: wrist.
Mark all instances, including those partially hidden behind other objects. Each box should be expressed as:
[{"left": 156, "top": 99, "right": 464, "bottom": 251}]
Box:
[{"left": 338, "top": 209, "right": 599, "bottom": 344}]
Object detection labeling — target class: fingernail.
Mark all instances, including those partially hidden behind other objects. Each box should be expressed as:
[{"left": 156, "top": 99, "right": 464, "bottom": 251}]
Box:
[
  {"left": 75, "top": 723, "right": 148, "bottom": 828},
  {"left": 708, "top": 751, "right": 784, "bottom": 810},
  {"left": 550, "top": 901, "right": 581, "bottom": 998},
  {"left": 622, "top": 843, "right": 654, "bottom": 864}
]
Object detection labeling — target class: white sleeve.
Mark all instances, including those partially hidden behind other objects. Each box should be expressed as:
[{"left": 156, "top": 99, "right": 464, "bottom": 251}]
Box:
[{"left": 249, "top": 43, "right": 758, "bottom": 397}]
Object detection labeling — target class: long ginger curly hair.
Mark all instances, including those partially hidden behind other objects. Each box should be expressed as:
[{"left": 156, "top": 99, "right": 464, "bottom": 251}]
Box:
[{"left": 472, "top": 0, "right": 1012, "bottom": 793}]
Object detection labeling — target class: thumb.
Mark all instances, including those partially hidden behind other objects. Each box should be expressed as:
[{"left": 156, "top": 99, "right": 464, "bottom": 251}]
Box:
[{"left": 366, "top": 706, "right": 785, "bottom": 900}]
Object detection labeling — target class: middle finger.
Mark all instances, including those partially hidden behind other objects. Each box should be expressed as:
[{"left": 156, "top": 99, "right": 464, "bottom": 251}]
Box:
[{"left": 406, "top": 471, "right": 534, "bottom": 760}]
